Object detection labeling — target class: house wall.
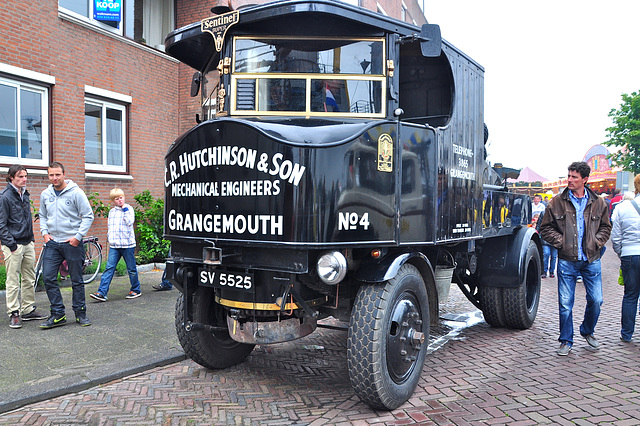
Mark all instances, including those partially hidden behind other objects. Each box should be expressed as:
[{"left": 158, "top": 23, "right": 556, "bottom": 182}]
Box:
[{"left": 1, "top": 2, "right": 179, "bottom": 256}]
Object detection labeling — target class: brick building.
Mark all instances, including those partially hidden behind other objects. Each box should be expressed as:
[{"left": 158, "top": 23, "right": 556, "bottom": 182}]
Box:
[{"left": 0, "top": 0, "right": 427, "bottom": 259}]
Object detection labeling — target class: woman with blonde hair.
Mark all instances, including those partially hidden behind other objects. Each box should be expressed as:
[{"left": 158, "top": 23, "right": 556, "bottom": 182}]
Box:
[{"left": 611, "top": 174, "right": 640, "bottom": 341}]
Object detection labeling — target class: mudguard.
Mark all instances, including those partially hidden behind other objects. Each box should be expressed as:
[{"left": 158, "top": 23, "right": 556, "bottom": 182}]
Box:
[
  {"left": 476, "top": 227, "right": 542, "bottom": 288},
  {"left": 353, "top": 251, "right": 439, "bottom": 325}
]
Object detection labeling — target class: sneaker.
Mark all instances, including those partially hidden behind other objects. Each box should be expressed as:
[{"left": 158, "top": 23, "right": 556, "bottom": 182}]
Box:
[
  {"left": 75, "top": 313, "right": 91, "bottom": 327},
  {"left": 557, "top": 342, "right": 572, "bottom": 356},
  {"left": 152, "top": 284, "right": 172, "bottom": 291},
  {"left": 9, "top": 312, "right": 22, "bottom": 329},
  {"left": 582, "top": 333, "right": 600, "bottom": 348},
  {"left": 89, "top": 292, "right": 108, "bottom": 302},
  {"left": 40, "top": 314, "right": 67, "bottom": 329},
  {"left": 541, "top": 274, "right": 547, "bottom": 279},
  {"left": 621, "top": 336, "right": 632, "bottom": 342},
  {"left": 549, "top": 273, "right": 555, "bottom": 278},
  {"left": 21, "top": 309, "right": 48, "bottom": 321},
  {"left": 125, "top": 291, "right": 142, "bottom": 299}
]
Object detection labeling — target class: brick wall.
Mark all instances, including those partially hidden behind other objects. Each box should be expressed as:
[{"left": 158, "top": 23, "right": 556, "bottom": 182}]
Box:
[{"left": 1, "top": 2, "right": 179, "bottom": 257}]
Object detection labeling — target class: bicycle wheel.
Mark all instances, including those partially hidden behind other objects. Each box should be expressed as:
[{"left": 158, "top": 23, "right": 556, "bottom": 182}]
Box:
[
  {"left": 82, "top": 240, "right": 102, "bottom": 284},
  {"left": 33, "top": 246, "right": 45, "bottom": 292}
]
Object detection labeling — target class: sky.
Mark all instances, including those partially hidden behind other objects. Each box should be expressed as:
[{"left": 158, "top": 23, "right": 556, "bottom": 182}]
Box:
[{"left": 426, "top": 1, "right": 640, "bottom": 181}]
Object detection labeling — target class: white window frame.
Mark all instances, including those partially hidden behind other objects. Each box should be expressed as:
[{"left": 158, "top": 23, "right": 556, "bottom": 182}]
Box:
[
  {"left": 0, "top": 75, "right": 50, "bottom": 167},
  {"left": 58, "top": 0, "right": 175, "bottom": 49},
  {"left": 84, "top": 87, "right": 130, "bottom": 173},
  {"left": 59, "top": 1, "right": 124, "bottom": 37}
]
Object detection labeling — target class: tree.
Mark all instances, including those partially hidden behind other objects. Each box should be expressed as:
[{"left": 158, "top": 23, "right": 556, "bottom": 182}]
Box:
[{"left": 604, "top": 91, "right": 640, "bottom": 174}]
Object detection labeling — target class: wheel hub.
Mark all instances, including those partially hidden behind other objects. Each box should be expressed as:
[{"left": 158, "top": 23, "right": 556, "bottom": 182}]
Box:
[{"left": 386, "top": 293, "right": 424, "bottom": 383}]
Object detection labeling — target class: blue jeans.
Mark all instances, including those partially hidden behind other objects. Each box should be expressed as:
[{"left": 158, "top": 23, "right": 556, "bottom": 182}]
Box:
[
  {"left": 621, "top": 256, "right": 640, "bottom": 341},
  {"left": 542, "top": 244, "right": 558, "bottom": 275},
  {"left": 159, "top": 270, "right": 172, "bottom": 289},
  {"left": 557, "top": 258, "right": 603, "bottom": 346},
  {"left": 43, "top": 240, "right": 86, "bottom": 316},
  {"left": 97, "top": 247, "right": 141, "bottom": 296}
]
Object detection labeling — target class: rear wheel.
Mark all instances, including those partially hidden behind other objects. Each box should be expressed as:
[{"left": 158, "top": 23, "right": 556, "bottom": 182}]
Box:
[
  {"left": 478, "top": 285, "right": 506, "bottom": 327},
  {"left": 479, "top": 242, "right": 541, "bottom": 329},
  {"left": 503, "top": 242, "right": 541, "bottom": 329},
  {"left": 175, "top": 287, "right": 255, "bottom": 369},
  {"left": 33, "top": 247, "right": 45, "bottom": 292},
  {"left": 347, "top": 264, "right": 430, "bottom": 410},
  {"left": 82, "top": 240, "right": 102, "bottom": 284}
]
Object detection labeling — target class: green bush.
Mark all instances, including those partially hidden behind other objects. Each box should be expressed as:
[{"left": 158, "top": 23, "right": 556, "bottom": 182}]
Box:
[
  {"left": 115, "top": 259, "right": 127, "bottom": 276},
  {"left": 82, "top": 256, "right": 102, "bottom": 276},
  {"left": 88, "top": 189, "right": 170, "bottom": 265},
  {"left": 134, "top": 190, "right": 170, "bottom": 264},
  {"left": 0, "top": 265, "right": 5, "bottom": 291},
  {"left": 87, "top": 192, "right": 110, "bottom": 218}
]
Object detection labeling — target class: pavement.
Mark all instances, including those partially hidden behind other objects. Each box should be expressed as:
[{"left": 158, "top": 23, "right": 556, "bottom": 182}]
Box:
[
  {"left": 0, "top": 266, "right": 185, "bottom": 413},
  {"left": 2, "top": 240, "right": 640, "bottom": 424}
]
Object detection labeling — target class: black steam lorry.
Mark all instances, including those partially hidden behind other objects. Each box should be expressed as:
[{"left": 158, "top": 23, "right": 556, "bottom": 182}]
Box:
[{"left": 163, "top": 0, "right": 542, "bottom": 410}]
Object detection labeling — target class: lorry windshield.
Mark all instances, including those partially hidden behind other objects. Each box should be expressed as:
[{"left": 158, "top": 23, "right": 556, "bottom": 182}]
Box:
[{"left": 230, "top": 37, "right": 386, "bottom": 117}]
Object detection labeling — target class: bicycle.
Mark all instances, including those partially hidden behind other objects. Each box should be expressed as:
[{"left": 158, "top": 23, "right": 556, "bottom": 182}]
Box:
[{"left": 34, "top": 236, "right": 103, "bottom": 290}]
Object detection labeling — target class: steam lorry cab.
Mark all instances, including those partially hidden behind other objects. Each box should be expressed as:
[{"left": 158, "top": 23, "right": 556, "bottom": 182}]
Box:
[{"left": 163, "top": 0, "right": 542, "bottom": 411}]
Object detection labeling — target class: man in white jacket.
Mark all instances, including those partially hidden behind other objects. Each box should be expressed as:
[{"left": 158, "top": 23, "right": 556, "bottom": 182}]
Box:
[
  {"left": 611, "top": 174, "right": 640, "bottom": 342},
  {"left": 39, "top": 162, "right": 94, "bottom": 329}
]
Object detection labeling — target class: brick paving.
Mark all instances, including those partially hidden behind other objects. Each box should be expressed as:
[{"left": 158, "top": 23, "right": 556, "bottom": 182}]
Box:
[{"left": 2, "top": 242, "right": 640, "bottom": 425}]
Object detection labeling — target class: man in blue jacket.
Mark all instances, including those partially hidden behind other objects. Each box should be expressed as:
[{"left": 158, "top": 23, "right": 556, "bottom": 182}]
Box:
[{"left": 39, "top": 162, "right": 94, "bottom": 329}]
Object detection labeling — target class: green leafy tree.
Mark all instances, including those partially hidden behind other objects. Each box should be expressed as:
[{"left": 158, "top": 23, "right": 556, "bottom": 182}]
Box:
[
  {"left": 134, "top": 190, "right": 170, "bottom": 264},
  {"left": 604, "top": 91, "right": 640, "bottom": 174}
]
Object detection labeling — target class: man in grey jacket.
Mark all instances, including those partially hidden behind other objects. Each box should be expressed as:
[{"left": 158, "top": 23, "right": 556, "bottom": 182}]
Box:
[{"left": 39, "top": 162, "right": 94, "bottom": 329}]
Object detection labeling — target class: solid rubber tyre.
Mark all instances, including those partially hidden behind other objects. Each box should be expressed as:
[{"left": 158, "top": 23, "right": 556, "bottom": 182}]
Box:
[
  {"left": 479, "top": 285, "right": 507, "bottom": 327},
  {"left": 347, "top": 264, "right": 430, "bottom": 410},
  {"left": 479, "top": 242, "right": 541, "bottom": 329},
  {"left": 503, "top": 242, "right": 541, "bottom": 329},
  {"left": 175, "top": 287, "right": 255, "bottom": 369}
]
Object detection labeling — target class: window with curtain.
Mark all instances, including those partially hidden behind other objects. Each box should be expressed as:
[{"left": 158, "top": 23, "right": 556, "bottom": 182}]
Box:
[
  {"left": 85, "top": 98, "right": 126, "bottom": 172},
  {"left": 0, "top": 77, "right": 49, "bottom": 166},
  {"left": 59, "top": 0, "right": 174, "bottom": 49}
]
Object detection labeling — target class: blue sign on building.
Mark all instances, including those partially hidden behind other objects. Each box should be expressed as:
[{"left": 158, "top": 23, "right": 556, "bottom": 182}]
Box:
[{"left": 94, "top": 0, "right": 122, "bottom": 22}]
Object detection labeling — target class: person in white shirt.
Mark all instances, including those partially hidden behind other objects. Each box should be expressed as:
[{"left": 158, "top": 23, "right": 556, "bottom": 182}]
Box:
[
  {"left": 611, "top": 175, "right": 640, "bottom": 342},
  {"left": 531, "top": 194, "right": 545, "bottom": 217},
  {"left": 90, "top": 188, "right": 141, "bottom": 302}
]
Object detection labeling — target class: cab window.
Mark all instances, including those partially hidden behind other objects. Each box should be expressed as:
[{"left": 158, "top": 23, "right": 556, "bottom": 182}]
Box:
[{"left": 231, "top": 37, "right": 386, "bottom": 117}]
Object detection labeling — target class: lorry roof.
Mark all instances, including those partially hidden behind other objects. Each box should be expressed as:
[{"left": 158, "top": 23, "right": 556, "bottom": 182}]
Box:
[{"left": 164, "top": 0, "right": 482, "bottom": 73}]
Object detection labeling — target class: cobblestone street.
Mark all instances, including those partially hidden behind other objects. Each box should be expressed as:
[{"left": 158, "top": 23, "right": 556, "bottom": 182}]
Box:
[{"left": 2, "top": 243, "right": 639, "bottom": 425}]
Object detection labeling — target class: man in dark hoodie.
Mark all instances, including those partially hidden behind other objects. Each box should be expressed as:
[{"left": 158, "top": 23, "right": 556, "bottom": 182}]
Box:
[
  {"left": 39, "top": 162, "right": 94, "bottom": 329},
  {"left": 0, "top": 165, "right": 47, "bottom": 328}
]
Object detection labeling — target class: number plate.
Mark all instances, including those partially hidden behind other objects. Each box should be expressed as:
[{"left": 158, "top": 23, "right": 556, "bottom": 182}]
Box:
[{"left": 198, "top": 268, "right": 254, "bottom": 291}]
